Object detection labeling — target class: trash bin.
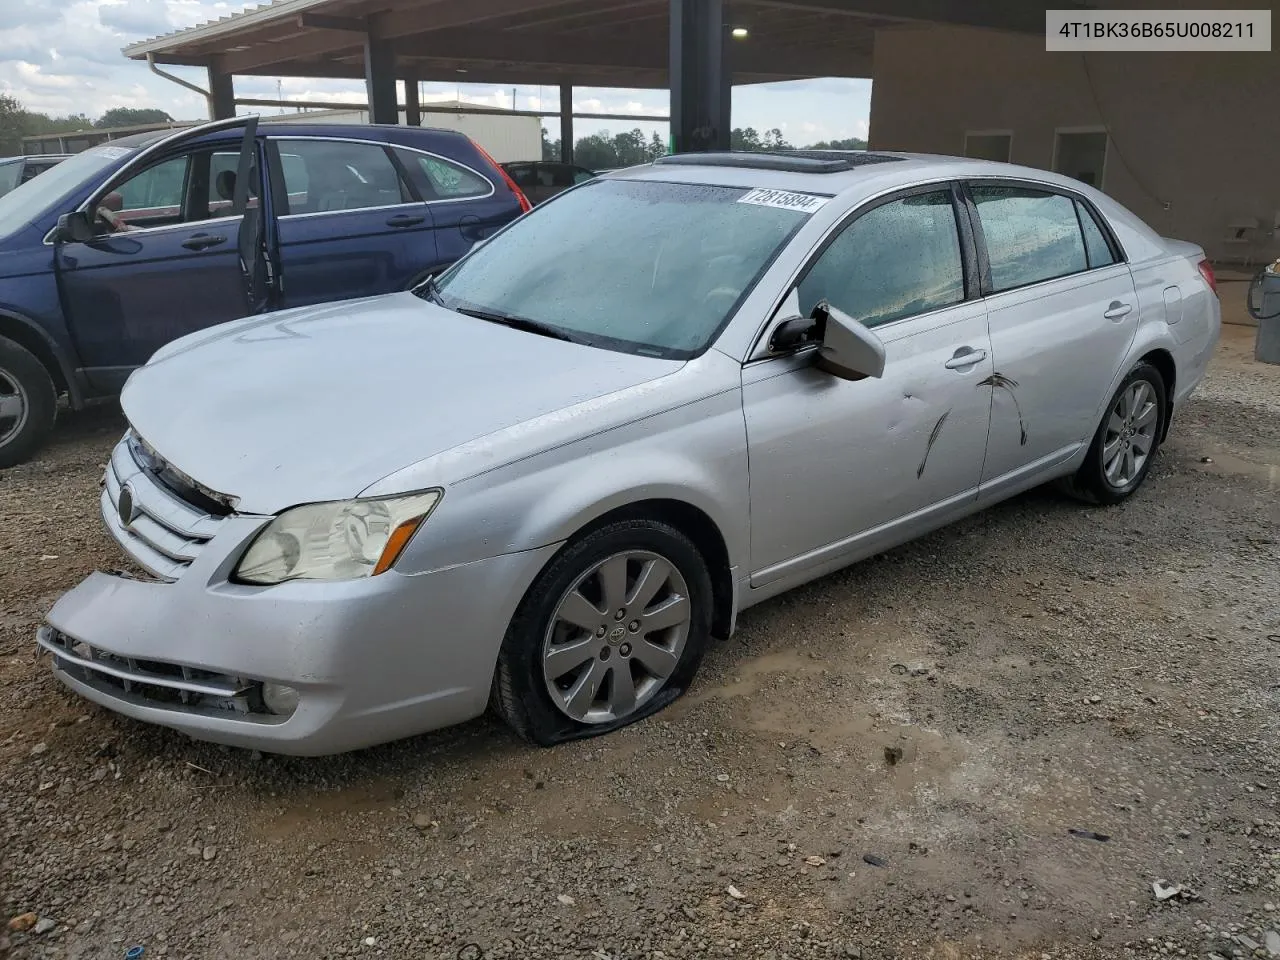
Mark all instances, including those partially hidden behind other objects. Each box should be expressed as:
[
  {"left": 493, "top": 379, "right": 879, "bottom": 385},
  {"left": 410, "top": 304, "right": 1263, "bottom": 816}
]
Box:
[{"left": 1248, "top": 261, "right": 1280, "bottom": 364}]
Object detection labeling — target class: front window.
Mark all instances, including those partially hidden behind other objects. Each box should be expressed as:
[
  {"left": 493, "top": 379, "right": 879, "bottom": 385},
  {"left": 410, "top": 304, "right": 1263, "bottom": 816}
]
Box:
[
  {"left": 433, "top": 179, "right": 815, "bottom": 358},
  {"left": 0, "top": 145, "right": 136, "bottom": 240},
  {"left": 798, "top": 190, "right": 965, "bottom": 328}
]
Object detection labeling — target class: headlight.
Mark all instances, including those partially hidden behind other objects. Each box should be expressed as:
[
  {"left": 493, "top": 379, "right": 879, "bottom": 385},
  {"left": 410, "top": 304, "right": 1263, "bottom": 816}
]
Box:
[{"left": 234, "top": 490, "right": 442, "bottom": 585}]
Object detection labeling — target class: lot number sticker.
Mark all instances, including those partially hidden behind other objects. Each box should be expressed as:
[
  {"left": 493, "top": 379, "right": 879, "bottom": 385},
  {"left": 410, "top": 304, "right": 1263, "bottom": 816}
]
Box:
[{"left": 738, "top": 188, "right": 828, "bottom": 214}]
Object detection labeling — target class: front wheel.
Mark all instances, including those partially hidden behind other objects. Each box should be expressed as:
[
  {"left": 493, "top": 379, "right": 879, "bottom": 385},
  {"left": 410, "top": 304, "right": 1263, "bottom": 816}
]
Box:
[
  {"left": 491, "top": 518, "right": 713, "bottom": 746},
  {"left": 1060, "top": 362, "right": 1167, "bottom": 505},
  {"left": 0, "top": 337, "right": 57, "bottom": 469}
]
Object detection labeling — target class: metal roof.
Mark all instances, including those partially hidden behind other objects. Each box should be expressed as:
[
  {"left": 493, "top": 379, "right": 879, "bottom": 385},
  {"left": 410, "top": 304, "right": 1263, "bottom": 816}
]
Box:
[{"left": 121, "top": 1, "right": 1044, "bottom": 90}]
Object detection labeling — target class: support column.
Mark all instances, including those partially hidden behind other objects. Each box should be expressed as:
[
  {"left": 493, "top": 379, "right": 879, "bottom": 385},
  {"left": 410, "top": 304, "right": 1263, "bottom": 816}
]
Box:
[
  {"left": 669, "top": 0, "right": 729, "bottom": 153},
  {"left": 208, "top": 64, "right": 235, "bottom": 120},
  {"left": 404, "top": 77, "right": 421, "bottom": 126},
  {"left": 364, "top": 22, "right": 399, "bottom": 124},
  {"left": 559, "top": 84, "right": 574, "bottom": 165}
]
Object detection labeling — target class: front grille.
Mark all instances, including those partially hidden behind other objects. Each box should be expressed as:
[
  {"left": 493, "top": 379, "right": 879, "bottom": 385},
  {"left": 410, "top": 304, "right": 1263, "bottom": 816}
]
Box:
[
  {"left": 37, "top": 626, "right": 272, "bottom": 719},
  {"left": 101, "top": 433, "right": 228, "bottom": 582}
]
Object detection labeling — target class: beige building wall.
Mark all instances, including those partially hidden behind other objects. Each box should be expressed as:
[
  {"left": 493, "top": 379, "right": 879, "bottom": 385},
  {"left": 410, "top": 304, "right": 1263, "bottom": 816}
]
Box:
[{"left": 867, "top": 23, "right": 1279, "bottom": 264}]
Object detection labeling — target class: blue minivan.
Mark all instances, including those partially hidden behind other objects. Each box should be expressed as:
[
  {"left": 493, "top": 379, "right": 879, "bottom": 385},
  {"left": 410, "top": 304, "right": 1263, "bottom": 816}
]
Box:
[{"left": 0, "top": 116, "right": 530, "bottom": 466}]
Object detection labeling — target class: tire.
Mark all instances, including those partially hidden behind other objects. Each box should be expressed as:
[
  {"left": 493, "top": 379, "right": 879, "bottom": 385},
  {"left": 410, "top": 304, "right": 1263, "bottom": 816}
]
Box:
[
  {"left": 1060, "top": 362, "right": 1167, "bottom": 505},
  {"left": 0, "top": 337, "right": 57, "bottom": 469},
  {"left": 491, "top": 517, "right": 714, "bottom": 746}
]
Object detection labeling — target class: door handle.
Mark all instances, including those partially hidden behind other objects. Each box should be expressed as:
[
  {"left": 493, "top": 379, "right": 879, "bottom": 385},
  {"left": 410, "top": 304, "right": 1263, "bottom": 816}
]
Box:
[
  {"left": 1104, "top": 301, "right": 1133, "bottom": 321},
  {"left": 181, "top": 234, "right": 227, "bottom": 251},
  {"left": 386, "top": 214, "right": 426, "bottom": 228},
  {"left": 944, "top": 347, "right": 987, "bottom": 370}
]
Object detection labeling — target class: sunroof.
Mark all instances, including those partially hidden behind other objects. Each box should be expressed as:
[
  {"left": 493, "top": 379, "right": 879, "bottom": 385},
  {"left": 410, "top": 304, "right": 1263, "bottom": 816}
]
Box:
[{"left": 654, "top": 151, "right": 903, "bottom": 173}]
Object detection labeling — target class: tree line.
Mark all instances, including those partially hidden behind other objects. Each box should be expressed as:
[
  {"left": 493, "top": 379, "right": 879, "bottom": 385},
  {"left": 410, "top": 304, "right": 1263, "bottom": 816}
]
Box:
[
  {"left": 542, "top": 126, "right": 868, "bottom": 170},
  {"left": 1, "top": 95, "right": 175, "bottom": 154}
]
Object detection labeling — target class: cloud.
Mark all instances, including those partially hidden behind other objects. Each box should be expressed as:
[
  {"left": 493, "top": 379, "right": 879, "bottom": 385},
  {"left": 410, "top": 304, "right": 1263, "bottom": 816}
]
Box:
[
  {"left": 98, "top": 0, "right": 177, "bottom": 37},
  {"left": 0, "top": 0, "right": 50, "bottom": 29}
]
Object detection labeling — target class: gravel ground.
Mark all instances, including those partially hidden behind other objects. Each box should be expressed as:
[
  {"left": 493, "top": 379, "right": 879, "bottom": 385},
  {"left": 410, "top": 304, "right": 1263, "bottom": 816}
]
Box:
[{"left": 1, "top": 324, "right": 1277, "bottom": 960}]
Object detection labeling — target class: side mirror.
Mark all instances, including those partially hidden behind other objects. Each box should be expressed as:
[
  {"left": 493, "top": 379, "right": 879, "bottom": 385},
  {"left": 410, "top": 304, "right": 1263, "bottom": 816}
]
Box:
[
  {"left": 813, "top": 300, "right": 886, "bottom": 381},
  {"left": 55, "top": 211, "right": 93, "bottom": 244}
]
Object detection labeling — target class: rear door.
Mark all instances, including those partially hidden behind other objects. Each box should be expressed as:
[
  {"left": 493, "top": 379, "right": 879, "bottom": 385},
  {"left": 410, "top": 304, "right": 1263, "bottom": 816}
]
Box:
[
  {"left": 964, "top": 181, "right": 1139, "bottom": 490},
  {"left": 394, "top": 146, "right": 511, "bottom": 265},
  {"left": 268, "top": 136, "right": 436, "bottom": 308},
  {"left": 54, "top": 129, "right": 259, "bottom": 391}
]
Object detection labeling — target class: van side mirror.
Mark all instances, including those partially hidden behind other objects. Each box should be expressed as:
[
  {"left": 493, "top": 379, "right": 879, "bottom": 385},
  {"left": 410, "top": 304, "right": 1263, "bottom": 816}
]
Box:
[
  {"left": 813, "top": 300, "right": 886, "bottom": 381},
  {"left": 55, "top": 211, "right": 93, "bottom": 244}
]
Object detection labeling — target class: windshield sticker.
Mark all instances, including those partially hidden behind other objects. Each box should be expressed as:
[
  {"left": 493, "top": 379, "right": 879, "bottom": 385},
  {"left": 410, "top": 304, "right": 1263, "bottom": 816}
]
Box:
[
  {"left": 737, "top": 188, "right": 828, "bottom": 214},
  {"left": 90, "top": 146, "right": 132, "bottom": 160}
]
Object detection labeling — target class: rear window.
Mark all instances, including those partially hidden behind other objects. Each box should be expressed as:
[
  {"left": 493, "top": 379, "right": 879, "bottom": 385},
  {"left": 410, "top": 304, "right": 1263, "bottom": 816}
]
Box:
[
  {"left": 398, "top": 150, "right": 492, "bottom": 200},
  {"left": 971, "top": 186, "right": 1088, "bottom": 292}
]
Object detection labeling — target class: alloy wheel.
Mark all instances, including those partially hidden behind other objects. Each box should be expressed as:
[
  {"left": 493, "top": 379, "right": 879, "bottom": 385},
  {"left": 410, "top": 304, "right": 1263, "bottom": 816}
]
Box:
[
  {"left": 1103, "top": 379, "right": 1158, "bottom": 487},
  {"left": 0, "top": 367, "right": 29, "bottom": 448},
  {"left": 541, "top": 550, "right": 691, "bottom": 725}
]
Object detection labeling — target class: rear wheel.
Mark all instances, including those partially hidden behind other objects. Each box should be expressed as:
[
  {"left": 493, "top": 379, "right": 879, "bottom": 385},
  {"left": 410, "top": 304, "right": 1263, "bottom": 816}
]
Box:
[
  {"left": 491, "top": 518, "right": 713, "bottom": 746},
  {"left": 0, "top": 337, "right": 57, "bottom": 469},
  {"left": 1060, "top": 362, "right": 1166, "bottom": 505}
]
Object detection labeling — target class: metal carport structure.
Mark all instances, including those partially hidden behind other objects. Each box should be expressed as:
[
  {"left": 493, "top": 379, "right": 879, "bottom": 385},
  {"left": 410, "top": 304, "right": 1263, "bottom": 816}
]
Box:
[{"left": 123, "top": 1, "right": 1043, "bottom": 159}]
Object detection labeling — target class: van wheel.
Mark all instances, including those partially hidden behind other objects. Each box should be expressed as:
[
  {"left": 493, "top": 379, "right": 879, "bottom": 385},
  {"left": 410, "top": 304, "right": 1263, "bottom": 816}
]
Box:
[
  {"left": 0, "top": 337, "right": 57, "bottom": 469},
  {"left": 1060, "top": 362, "right": 1167, "bottom": 505},
  {"left": 491, "top": 518, "right": 713, "bottom": 746}
]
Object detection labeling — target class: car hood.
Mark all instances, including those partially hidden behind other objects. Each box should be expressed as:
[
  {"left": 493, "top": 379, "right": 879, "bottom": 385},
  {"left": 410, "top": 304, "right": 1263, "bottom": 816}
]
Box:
[{"left": 121, "top": 293, "right": 684, "bottom": 514}]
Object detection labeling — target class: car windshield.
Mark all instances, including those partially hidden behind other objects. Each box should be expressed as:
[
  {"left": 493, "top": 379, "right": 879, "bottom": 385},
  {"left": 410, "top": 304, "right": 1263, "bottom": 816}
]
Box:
[
  {"left": 0, "top": 145, "right": 136, "bottom": 239},
  {"left": 0, "top": 160, "right": 22, "bottom": 197},
  {"left": 433, "top": 178, "right": 818, "bottom": 358}
]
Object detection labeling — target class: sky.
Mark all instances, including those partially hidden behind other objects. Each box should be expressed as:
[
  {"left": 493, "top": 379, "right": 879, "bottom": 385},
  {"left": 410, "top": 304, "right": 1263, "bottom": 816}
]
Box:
[{"left": 0, "top": 0, "right": 872, "bottom": 147}]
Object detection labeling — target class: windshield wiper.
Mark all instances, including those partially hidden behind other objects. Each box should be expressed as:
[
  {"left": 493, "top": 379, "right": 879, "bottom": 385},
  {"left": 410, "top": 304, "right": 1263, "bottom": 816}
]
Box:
[{"left": 455, "top": 306, "right": 578, "bottom": 343}]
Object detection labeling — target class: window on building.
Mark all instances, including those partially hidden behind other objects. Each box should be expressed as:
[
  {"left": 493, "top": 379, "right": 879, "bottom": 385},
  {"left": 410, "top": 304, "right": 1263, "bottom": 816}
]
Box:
[
  {"left": 798, "top": 190, "right": 965, "bottom": 327},
  {"left": 1054, "top": 130, "right": 1108, "bottom": 189},
  {"left": 970, "top": 185, "right": 1088, "bottom": 292}
]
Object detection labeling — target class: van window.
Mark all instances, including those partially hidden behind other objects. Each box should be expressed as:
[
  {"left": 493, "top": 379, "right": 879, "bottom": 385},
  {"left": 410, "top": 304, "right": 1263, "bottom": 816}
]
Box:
[
  {"left": 399, "top": 151, "right": 492, "bottom": 200},
  {"left": 970, "top": 185, "right": 1088, "bottom": 292},
  {"left": 799, "top": 190, "right": 965, "bottom": 328},
  {"left": 276, "top": 139, "right": 408, "bottom": 215}
]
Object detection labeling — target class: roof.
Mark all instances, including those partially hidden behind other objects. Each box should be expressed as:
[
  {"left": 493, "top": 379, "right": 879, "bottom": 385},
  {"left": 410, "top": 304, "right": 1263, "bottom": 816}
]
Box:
[
  {"left": 122, "top": 2, "right": 1044, "bottom": 90},
  {"left": 604, "top": 152, "right": 1115, "bottom": 204},
  {"left": 655, "top": 151, "right": 904, "bottom": 174}
]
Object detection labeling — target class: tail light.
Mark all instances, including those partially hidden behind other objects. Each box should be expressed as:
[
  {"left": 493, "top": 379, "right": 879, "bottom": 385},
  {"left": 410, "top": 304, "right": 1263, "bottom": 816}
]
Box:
[
  {"left": 471, "top": 139, "right": 532, "bottom": 214},
  {"left": 1196, "top": 258, "right": 1218, "bottom": 296}
]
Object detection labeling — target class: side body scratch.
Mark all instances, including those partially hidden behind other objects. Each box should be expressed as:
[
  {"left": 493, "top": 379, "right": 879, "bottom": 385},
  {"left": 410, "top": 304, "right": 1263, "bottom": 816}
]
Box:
[
  {"left": 979, "top": 372, "right": 1028, "bottom": 447},
  {"left": 917, "top": 410, "right": 952, "bottom": 478}
]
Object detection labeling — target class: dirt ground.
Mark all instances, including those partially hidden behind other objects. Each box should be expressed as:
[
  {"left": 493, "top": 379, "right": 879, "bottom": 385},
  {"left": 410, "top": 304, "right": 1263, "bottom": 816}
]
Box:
[{"left": 1, "top": 323, "right": 1277, "bottom": 960}]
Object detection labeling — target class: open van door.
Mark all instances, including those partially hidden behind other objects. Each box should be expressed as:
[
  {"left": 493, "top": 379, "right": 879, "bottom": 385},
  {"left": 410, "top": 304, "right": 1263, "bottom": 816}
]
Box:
[
  {"left": 53, "top": 116, "right": 272, "bottom": 390},
  {"left": 232, "top": 117, "right": 276, "bottom": 314}
]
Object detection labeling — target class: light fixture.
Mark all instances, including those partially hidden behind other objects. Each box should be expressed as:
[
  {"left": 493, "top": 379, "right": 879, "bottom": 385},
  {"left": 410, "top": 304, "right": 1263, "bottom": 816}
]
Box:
[
  {"left": 731, "top": 26, "right": 749, "bottom": 39},
  {"left": 456, "top": 68, "right": 468, "bottom": 74}
]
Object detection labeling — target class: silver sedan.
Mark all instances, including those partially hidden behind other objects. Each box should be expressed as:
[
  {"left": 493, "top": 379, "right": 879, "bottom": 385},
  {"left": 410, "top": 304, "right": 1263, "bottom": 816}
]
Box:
[{"left": 38, "top": 150, "right": 1221, "bottom": 754}]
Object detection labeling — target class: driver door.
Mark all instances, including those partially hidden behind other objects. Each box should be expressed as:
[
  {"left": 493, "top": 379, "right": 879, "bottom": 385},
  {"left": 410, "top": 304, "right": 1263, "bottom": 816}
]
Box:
[
  {"left": 742, "top": 185, "right": 995, "bottom": 590},
  {"left": 54, "top": 127, "right": 259, "bottom": 393}
]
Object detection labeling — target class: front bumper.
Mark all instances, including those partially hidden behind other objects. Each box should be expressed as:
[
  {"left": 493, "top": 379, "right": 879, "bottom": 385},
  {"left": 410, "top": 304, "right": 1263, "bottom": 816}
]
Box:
[{"left": 40, "top": 539, "right": 560, "bottom": 756}]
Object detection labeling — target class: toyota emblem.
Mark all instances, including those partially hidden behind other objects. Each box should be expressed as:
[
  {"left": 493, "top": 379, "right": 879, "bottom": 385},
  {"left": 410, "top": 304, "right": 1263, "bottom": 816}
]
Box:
[{"left": 117, "top": 483, "right": 136, "bottom": 528}]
